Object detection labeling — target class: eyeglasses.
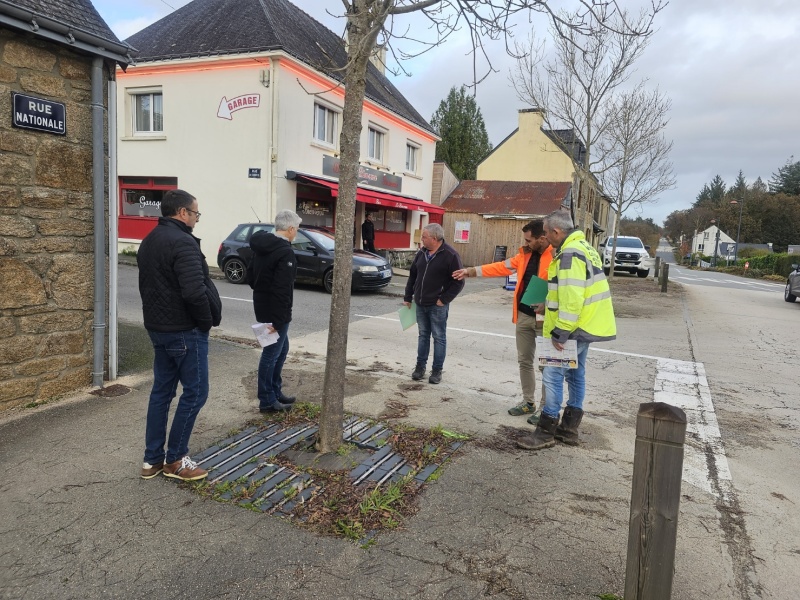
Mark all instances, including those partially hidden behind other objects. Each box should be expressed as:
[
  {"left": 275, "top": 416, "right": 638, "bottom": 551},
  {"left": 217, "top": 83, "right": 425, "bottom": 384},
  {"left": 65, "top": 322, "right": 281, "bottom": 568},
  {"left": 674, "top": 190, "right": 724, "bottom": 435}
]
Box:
[{"left": 184, "top": 208, "right": 201, "bottom": 218}]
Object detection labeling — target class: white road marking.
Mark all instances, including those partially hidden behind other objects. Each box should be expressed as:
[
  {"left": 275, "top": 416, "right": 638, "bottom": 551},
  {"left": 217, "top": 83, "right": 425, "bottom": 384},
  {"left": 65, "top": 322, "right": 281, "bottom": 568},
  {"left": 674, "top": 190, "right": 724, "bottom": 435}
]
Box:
[
  {"left": 355, "top": 312, "right": 732, "bottom": 500},
  {"left": 653, "top": 359, "right": 733, "bottom": 500}
]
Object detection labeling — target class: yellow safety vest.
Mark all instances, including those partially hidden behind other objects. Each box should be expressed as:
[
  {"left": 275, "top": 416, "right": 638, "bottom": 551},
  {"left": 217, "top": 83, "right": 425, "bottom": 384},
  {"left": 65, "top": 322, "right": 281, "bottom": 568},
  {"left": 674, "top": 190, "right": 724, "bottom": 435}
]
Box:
[{"left": 544, "top": 230, "right": 616, "bottom": 343}]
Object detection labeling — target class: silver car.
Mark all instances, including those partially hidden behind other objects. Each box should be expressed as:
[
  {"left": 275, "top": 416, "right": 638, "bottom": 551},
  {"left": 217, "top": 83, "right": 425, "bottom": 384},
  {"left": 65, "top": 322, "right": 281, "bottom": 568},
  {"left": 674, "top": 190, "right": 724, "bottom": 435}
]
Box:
[{"left": 785, "top": 264, "right": 800, "bottom": 303}]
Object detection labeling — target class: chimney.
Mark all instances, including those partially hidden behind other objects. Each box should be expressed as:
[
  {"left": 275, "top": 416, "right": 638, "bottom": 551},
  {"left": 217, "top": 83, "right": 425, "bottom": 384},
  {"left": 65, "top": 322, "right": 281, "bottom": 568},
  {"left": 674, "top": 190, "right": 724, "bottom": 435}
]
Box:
[
  {"left": 518, "top": 107, "right": 545, "bottom": 132},
  {"left": 369, "top": 45, "right": 387, "bottom": 75}
]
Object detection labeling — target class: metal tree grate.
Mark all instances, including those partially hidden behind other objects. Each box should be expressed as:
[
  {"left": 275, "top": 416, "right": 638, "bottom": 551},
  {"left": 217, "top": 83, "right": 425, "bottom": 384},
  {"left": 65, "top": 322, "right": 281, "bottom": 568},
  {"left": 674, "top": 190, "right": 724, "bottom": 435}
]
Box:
[{"left": 189, "top": 417, "right": 464, "bottom": 518}]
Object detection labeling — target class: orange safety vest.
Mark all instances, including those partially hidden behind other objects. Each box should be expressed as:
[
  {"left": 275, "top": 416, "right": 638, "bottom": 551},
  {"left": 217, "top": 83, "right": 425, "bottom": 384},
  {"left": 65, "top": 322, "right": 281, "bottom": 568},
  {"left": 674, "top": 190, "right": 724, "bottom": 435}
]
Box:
[{"left": 475, "top": 245, "right": 553, "bottom": 323}]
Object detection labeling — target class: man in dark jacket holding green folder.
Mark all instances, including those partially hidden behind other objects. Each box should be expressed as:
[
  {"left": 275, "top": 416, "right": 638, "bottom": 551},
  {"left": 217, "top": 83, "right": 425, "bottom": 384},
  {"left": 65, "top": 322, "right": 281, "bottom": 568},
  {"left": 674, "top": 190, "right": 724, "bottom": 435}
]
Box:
[{"left": 453, "top": 219, "right": 552, "bottom": 421}]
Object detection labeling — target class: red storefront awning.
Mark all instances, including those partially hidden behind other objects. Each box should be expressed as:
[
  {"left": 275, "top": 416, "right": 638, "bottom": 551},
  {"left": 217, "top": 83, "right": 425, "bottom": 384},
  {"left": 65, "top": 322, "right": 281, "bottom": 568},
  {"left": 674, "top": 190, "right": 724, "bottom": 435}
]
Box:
[{"left": 295, "top": 174, "right": 445, "bottom": 215}]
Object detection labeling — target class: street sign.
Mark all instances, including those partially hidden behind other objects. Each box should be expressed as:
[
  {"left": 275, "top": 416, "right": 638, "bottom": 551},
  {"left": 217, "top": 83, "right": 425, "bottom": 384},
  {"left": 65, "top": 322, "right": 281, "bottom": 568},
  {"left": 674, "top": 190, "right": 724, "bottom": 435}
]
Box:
[{"left": 12, "top": 92, "right": 66, "bottom": 135}]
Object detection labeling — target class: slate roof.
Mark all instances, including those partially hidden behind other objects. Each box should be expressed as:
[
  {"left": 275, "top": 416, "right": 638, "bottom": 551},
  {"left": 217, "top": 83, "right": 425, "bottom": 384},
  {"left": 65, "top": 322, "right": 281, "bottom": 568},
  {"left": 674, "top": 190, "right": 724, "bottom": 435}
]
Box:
[
  {"left": 544, "top": 129, "right": 586, "bottom": 165},
  {"left": 125, "top": 0, "right": 435, "bottom": 135},
  {"left": 2, "top": 0, "right": 123, "bottom": 47},
  {"left": 442, "top": 181, "right": 571, "bottom": 215}
]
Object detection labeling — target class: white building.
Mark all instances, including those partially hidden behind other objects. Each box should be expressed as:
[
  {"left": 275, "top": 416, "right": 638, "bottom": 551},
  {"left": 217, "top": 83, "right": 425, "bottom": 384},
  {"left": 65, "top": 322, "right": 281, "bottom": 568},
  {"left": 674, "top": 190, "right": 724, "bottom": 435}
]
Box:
[
  {"left": 116, "top": 0, "right": 442, "bottom": 253},
  {"left": 691, "top": 225, "right": 735, "bottom": 257}
]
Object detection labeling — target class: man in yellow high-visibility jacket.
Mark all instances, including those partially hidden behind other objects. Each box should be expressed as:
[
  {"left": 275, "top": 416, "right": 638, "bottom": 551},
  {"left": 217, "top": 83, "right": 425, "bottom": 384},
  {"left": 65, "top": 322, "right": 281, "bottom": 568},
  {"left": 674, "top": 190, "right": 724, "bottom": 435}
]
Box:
[{"left": 518, "top": 209, "right": 616, "bottom": 451}]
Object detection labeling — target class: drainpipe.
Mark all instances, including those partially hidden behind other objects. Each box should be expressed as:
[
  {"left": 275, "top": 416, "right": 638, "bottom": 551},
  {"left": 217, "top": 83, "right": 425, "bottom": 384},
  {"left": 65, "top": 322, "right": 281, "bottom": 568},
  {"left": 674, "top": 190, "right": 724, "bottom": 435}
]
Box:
[
  {"left": 270, "top": 57, "right": 279, "bottom": 221},
  {"left": 91, "top": 57, "right": 106, "bottom": 388},
  {"left": 108, "top": 78, "right": 118, "bottom": 380}
]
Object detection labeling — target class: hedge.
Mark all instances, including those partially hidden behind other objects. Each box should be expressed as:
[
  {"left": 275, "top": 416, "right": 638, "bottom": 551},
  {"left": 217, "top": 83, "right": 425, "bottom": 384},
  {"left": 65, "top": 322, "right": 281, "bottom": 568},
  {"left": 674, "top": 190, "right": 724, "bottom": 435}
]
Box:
[{"left": 736, "top": 253, "right": 798, "bottom": 276}]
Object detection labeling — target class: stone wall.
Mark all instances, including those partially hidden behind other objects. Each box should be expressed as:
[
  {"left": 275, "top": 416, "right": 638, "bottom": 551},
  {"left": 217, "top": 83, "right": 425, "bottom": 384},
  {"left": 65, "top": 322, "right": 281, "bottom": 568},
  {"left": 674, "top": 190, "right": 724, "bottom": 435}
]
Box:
[{"left": 0, "top": 28, "right": 109, "bottom": 411}]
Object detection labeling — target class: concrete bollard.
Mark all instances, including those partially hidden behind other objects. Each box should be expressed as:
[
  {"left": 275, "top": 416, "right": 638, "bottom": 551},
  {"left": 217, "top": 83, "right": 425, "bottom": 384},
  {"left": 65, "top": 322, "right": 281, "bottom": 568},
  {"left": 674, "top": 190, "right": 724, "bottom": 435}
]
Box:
[
  {"left": 624, "top": 402, "right": 687, "bottom": 600},
  {"left": 660, "top": 263, "right": 669, "bottom": 293}
]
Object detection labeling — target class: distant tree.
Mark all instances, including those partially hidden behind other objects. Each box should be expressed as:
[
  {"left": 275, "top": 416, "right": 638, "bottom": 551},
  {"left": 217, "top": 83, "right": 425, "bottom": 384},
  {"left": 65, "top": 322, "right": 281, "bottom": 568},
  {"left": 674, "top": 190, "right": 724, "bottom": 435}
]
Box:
[
  {"left": 430, "top": 86, "right": 492, "bottom": 180},
  {"left": 695, "top": 184, "right": 712, "bottom": 206},
  {"left": 730, "top": 170, "right": 747, "bottom": 198},
  {"left": 708, "top": 175, "right": 726, "bottom": 202},
  {"left": 769, "top": 156, "right": 800, "bottom": 195},
  {"left": 752, "top": 176, "right": 768, "bottom": 193},
  {"left": 598, "top": 83, "right": 674, "bottom": 276}
]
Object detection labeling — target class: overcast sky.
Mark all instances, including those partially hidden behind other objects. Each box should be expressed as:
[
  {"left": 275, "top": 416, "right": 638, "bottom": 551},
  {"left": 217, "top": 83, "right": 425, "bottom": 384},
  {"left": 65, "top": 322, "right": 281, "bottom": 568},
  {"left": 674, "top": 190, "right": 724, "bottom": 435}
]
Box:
[{"left": 93, "top": 0, "right": 800, "bottom": 226}]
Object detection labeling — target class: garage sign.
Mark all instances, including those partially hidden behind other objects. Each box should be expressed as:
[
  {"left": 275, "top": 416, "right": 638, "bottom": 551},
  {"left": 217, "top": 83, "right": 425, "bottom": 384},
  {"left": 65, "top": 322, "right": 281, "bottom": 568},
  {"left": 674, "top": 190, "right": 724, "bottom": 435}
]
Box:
[{"left": 12, "top": 92, "right": 66, "bottom": 135}]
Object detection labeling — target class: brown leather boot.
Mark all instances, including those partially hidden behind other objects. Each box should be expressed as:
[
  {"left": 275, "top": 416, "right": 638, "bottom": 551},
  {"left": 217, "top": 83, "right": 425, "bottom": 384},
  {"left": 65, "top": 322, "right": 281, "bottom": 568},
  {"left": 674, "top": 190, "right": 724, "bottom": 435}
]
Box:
[
  {"left": 554, "top": 407, "right": 584, "bottom": 446},
  {"left": 516, "top": 413, "right": 558, "bottom": 450}
]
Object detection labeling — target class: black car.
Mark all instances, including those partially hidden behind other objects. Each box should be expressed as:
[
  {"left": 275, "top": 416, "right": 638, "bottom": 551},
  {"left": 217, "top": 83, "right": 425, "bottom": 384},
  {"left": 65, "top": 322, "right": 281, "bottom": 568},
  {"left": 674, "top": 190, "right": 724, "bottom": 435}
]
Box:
[{"left": 217, "top": 223, "right": 393, "bottom": 293}]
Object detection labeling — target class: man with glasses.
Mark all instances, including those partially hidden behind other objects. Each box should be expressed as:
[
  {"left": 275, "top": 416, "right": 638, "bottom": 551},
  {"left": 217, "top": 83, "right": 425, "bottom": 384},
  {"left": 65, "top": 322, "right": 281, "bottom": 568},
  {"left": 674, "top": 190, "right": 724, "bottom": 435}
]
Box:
[
  {"left": 137, "top": 189, "right": 222, "bottom": 481},
  {"left": 453, "top": 219, "right": 553, "bottom": 421}
]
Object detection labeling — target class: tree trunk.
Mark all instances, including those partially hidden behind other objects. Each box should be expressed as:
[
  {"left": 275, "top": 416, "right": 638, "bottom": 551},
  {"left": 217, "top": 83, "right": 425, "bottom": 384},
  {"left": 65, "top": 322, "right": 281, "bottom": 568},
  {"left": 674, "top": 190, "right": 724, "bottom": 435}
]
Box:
[{"left": 317, "top": 7, "right": 379, "bottom": 454}]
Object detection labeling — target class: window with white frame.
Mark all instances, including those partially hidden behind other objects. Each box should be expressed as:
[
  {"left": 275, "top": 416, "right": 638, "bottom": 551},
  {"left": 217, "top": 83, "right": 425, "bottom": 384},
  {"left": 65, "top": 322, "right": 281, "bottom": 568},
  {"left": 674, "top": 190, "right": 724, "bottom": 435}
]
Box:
[
  {"left": 368, "top": 125, "right": 385, "bottom": 162},
  {"left": 313, "top": 103, "right": 338, "bottom": 146},
  {"left": 405, "top": 142, "right": 419, "bottom": 173},
  {"left": 132, "top": 91, "right": 163, "bottom": 134}
]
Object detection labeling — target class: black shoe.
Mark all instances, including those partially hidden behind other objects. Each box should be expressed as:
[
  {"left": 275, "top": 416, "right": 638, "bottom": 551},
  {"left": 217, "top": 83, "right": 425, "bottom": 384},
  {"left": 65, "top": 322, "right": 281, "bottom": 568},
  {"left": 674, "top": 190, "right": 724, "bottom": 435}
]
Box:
[
  {"left": 428, "top": 369, "right": 442, "bottom": 384},
  {"left": 277, "top": 393, "right": 296, "bottom": 404},
  {"left": 411, "top": 365, "right": 425, "bottom": 381},
  {"left": 259, "top": 401, "right": 292, "bottom": 413}
]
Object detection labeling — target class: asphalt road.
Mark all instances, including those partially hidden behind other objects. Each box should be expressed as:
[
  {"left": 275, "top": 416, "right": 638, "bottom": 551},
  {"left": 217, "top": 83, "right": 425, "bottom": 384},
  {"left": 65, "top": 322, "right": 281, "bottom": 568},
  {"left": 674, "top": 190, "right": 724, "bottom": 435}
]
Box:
[{"left": 117, "top": 263, "right": 502, "bottom": 341}]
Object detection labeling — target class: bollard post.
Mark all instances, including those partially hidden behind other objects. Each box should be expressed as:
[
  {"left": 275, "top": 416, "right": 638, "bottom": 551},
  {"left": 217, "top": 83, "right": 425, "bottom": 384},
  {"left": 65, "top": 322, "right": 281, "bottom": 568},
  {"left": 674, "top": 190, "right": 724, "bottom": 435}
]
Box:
[
  {"left": 660, "top": 263, "right": 669, "bottom": 293},
  {"left": 654, "top": 256, "right": 661, "bottom": 279},
  {"left": 624, "top": 402, "right": 687, "bottom": 600}
]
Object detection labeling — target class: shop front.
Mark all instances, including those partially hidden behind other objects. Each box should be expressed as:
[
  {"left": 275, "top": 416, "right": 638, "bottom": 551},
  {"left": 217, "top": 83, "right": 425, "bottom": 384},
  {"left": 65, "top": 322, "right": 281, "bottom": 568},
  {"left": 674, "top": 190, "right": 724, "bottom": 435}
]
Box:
[
  {"left": 289, "top": 163, "right": 444, "bottom": 250},
  {"left": 118, "top": 176, "right": 178, "bottom": 242}
]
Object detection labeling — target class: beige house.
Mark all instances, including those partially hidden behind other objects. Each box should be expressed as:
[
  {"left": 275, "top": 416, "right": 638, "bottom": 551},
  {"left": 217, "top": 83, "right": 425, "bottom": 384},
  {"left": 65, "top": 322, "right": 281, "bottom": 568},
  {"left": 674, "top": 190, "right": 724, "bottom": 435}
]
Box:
[
  {"left": 116, "top": 0, "right": 443, "bottom": 256},
  {"left": 477, "top": 108, "right": 612, "bottom": 246},
  {"left": 0, "top": 0, "right": 130, "bottom": 411}
]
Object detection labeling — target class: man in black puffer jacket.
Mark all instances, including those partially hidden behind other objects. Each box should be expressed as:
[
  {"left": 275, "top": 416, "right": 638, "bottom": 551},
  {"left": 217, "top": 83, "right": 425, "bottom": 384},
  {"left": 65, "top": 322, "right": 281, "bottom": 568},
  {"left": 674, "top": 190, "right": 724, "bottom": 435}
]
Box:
[
  {"left": 403, "top": 223, "right": 464, "bottom": 385},
  {"left": 249, "top": 210, "right": 301, "bottom": 413},
  {"left": 136, "top": 189, "right": 222, "bottom": 482}
]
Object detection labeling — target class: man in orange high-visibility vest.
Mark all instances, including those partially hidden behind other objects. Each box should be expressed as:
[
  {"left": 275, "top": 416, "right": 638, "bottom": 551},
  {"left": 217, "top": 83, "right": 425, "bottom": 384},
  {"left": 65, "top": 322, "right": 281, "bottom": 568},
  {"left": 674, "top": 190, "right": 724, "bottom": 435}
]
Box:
[{"left": 453, "top": 219, "right": 553, "bottom": 422}]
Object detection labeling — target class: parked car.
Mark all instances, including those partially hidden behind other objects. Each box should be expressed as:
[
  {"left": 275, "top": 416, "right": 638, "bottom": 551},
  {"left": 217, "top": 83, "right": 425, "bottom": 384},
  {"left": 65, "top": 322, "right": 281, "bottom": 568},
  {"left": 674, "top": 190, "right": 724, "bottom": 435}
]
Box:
[
  {"left": 599, "top": 236, "right": 653, "bottom": 278},
  {"left": 216, "top": 223, "right": 393, "bottom": 293},
  {"left": 785, "top": 263, "right": 800, "bottom": 303}
]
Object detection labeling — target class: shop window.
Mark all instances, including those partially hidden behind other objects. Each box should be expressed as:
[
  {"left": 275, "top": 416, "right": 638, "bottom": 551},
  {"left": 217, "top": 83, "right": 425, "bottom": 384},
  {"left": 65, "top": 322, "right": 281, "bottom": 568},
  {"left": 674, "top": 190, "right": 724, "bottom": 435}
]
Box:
[
  {"left": 132, "top": 90, "right": 163, "bottom": 134},
  {"left": 296, "top": 199, "right": 334, "bottom": 228},
  {"left": 368, "top": 125, "right": 385, "bottom": 163},
  {"left": 313, "top": 103, "right": 338, "bottom": 146},
  {"left": 120, "top": 176, "right": 177, "bottom": 217},
  {"left": 370, "top": 208, "right": 406, "bottom": 232},
  {"left": 405, "top": 142, "right": 419, "bottom": 173}
]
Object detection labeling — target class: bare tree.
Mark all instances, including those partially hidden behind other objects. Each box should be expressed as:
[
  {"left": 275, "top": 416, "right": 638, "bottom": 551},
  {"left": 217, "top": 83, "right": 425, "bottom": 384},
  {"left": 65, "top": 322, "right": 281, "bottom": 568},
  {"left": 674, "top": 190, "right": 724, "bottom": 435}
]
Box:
[
  {"left": 317, "top": 0, "right": 665, "bottom": 453},
  {"left": 599, "top": 83, "right": 675, "bottom": 278},
  {"left": 509, "top": 8, "right": 656, "bottom": 243}
]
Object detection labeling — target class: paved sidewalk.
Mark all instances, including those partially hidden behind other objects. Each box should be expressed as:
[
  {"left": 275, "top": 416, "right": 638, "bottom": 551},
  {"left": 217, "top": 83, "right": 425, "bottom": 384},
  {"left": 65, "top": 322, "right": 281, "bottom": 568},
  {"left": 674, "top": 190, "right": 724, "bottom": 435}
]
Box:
[{"left": 0, "top": 280, "right": 736, "bottom": 599}]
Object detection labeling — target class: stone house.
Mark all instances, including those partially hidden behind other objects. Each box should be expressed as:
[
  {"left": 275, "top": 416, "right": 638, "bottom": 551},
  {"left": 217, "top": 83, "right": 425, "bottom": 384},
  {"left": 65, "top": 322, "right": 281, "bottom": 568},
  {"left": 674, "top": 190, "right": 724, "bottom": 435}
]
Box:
[{"left": 0, "top": 0, "right": 130, "bottom": 411}]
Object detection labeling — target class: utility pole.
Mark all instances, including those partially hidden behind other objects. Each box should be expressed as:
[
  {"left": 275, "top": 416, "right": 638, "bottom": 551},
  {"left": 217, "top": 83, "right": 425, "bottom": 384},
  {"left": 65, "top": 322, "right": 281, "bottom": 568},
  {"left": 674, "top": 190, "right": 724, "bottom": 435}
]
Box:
[{"left": 711, "top": 219, "right": 721, "bottom": 268}]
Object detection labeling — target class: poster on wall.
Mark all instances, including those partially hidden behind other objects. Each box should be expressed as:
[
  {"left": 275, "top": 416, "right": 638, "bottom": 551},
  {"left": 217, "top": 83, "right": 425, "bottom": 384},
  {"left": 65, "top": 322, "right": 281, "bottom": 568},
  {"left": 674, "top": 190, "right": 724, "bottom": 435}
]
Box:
[{"left": 454, "top": 221, "right": 470, "bottom": 243}]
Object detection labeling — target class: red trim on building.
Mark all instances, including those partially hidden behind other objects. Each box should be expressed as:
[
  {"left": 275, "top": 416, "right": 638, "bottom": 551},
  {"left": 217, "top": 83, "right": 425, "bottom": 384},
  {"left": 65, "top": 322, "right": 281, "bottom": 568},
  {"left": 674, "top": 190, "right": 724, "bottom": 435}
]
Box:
[{"left": 297, "top": 175, "right": 445, "bottom": 215}]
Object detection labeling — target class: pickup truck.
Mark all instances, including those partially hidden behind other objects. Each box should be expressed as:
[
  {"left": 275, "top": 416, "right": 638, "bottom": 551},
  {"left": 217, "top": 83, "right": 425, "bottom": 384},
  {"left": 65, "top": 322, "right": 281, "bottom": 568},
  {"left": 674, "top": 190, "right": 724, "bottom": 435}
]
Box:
[{"left": 599, "top": 236, "right": 653, "bottom": 278}]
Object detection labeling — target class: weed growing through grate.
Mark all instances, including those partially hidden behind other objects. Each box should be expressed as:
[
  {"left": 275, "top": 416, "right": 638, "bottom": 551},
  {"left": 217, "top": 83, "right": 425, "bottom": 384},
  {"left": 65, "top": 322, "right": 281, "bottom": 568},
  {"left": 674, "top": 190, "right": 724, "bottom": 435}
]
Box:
[{"left": 187, "top": 412, "right": 467, "bottom": 543}]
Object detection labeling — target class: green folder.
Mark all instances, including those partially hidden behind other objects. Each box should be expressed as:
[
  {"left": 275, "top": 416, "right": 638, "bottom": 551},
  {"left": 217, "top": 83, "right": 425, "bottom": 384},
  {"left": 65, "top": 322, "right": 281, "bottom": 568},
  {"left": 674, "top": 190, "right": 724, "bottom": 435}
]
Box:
[
  {"left": 398, "top": 302, "right": 417, "bottom": 331},
  {"left": 520, "top": 275, "right": 548, "bottom": 305}
]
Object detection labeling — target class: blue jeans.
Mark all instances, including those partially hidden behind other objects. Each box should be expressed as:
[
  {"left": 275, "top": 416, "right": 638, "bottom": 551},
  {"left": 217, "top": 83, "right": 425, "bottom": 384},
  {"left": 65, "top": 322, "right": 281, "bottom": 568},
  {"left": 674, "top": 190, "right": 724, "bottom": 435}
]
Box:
[
  {"left": 541, "top": 340, "right": 590, "bottom": 419},
  {"left": 258, "top": 322, "right": 290, "bottom": 408},
  {"left": 144, "top": 328, "right": 209, "bottom": 465},
  {"left": 416, "top": 304, "right": 449, "bottom": 371}
]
